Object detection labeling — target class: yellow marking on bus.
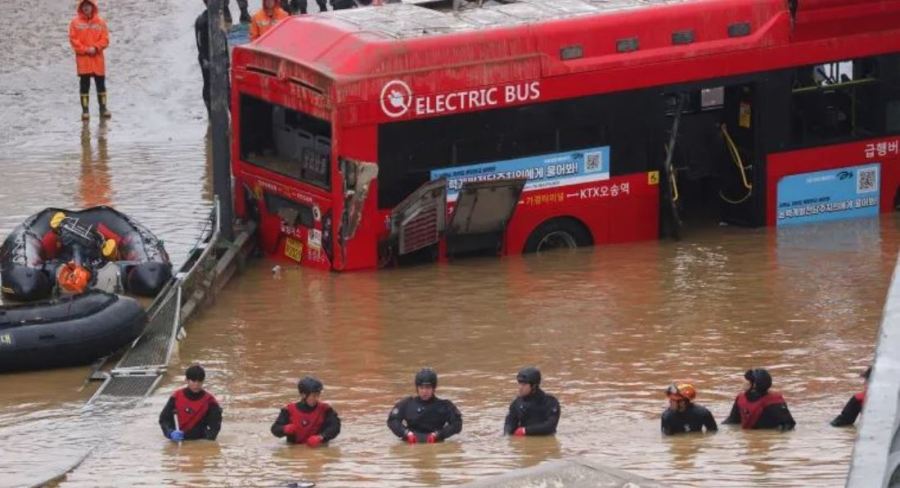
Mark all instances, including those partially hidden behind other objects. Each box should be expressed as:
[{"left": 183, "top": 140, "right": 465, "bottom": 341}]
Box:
[
  {"left": 648, "top": 171, "right": 660, "bottom": 185},
  {"left": 284, "top": 237, "right": 303, "bottom": 263}
]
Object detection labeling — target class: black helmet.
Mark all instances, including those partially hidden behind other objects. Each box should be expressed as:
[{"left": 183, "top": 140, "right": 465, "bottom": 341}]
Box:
[
  {"left": 298, "top": 376, "right": 324, "bottom": 395},
  {"left": 414, "top": 368, "right": 437, "bottom": 387},
  {"left": 744, "top": 368, "right": 772, "bottom": 393},
  {"left": 185, "top": 364, "right": 206, "bottom": 382},
  {"left": 517, "top": 366, "right": 541, "bottom": 386}
]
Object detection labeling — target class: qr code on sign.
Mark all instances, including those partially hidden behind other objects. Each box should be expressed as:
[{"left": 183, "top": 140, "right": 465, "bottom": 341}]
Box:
[
  {"left": 584, "top": 151, "right": 603, "bottom": 173},
  {"left": 857, "top": 167, "right": 878, "bottom": 193}
]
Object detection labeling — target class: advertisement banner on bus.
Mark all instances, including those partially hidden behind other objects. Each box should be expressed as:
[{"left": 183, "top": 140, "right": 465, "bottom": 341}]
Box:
[
  {"left": 776, "top": 163, "right": 880, "bottom": 227},
  {"left": 431, "top": 146, "right": 610, "bottom": 201}
]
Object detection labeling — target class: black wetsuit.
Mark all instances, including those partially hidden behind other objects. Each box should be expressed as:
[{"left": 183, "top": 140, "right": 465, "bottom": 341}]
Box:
[
  {"left": 387, "top": 396, "right": 462, "bottom": 441},
  {"left": 224, "top": 0, "right": 250, "bottom": 23},
  {"left": 194, "top": 9, "right": 211, "bottom": 115},
  {"left": 195, "top": 9, "right": 231, "bottom": 116},
  {"left": 282, "top": 0, "right": 328, "bottom": 13},
  {"left": 831, "top": 393, "right": 864, "bottom": 427},
  {"left": 503, "top": 387, "right": 561, "bottom": 436},
  {"left": 331, "top": 0, "right": 356, "bottom": 10},
  {"left": 661, "top": 404, "right": 718, "bottom": 435},
  {"left": 270, "top": 401, "right": 341, "bottom": 442},
  {"left": 158, "top": 389, "right": 222, "bottom": 440},
  {"left": 722, "top": 391, "right": 796, "bottom": 430}
]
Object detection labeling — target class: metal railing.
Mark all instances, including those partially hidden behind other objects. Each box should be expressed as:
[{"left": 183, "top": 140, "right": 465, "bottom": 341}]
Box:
[
  {"left": 88, "top": 199, "right": 221, "bottom": 403},
  {"left": 847, "top": 252, "right": 900, "bottom": 487}
]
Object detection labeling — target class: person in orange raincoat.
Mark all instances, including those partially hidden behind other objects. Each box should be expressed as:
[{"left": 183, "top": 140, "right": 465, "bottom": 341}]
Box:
[
  {"left": 69, "top": 0, "right": 110, "bottom": 121},
  {"left": 250, "top": 0, "right": 289, "bottom": 41}
]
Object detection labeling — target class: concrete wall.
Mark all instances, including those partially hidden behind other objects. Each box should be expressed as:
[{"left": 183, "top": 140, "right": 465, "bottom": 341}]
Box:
[{"left": 848, "top": 252, "right": 900, "bottom": 487}]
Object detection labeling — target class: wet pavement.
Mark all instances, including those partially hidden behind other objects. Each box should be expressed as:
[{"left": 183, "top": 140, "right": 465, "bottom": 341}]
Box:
[{"left": 0, "top": 1, "right": 896, "bottom": 487}]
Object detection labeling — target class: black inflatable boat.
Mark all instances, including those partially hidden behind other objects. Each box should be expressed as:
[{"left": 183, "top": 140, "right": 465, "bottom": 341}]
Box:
[
  {"left": 0, "top": 206, "right": 172, "bottom": 301},
  {"left": 0, "top": 291, "right": 146, "bottom": 372}
]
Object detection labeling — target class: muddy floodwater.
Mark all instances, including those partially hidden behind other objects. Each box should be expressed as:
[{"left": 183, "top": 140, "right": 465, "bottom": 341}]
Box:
[{"left": 0, "top": 1, "right": 897, "bottom": 487}]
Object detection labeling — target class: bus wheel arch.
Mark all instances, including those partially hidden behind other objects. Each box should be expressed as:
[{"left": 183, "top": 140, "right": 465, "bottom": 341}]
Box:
[{"left": 522, "top": 217, "right": 593, "bottom": 253}]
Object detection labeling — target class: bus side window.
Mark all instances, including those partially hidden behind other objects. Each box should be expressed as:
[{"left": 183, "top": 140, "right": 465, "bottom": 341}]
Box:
[
  {"left": 790, "top": 54, "right": 900, "bottom": 146},
  {"left": 889, "top": 100, "right": 900, "bottom": 133},
  {"left": 879, "top": 55, "right": 900, "bottom": 132}
]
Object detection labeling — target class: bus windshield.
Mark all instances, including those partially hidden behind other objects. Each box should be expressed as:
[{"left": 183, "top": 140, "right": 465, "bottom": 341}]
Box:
[{"left": 239, "top": 94, "right": 331, "bottom": 190}]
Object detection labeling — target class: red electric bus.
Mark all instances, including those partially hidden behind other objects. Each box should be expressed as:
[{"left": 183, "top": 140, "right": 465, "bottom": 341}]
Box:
[{"left": 230, "top": 0, "right": 900, "bottom": 271}]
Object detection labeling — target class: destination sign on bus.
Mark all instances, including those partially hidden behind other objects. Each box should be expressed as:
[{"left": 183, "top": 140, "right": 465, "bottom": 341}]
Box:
[
  {"left": 431, "top": 146, "right": 610, "bottom": 201},
  {"left": 381, "top": 80, "right": 541, "bottom": 118}
]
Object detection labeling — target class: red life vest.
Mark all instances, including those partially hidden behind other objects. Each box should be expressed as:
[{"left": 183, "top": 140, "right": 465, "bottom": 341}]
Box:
[
  {"left": 96, "top": 223, "right": 123, "bottom": 246},
  {"left": 854, "top": 390, "right": 865, "bottom": 405},
  {"left": 286, "top": 402, "right": 329, "bottom": 443},
  {"left": 40, "top": 232, "right": 60, "bottom": 260},
  {"left": 735, "top": 391, "right": 786, "bottom": 429},
  {"left": 173, "top": 388, "right": 216, "bottom": 433}
]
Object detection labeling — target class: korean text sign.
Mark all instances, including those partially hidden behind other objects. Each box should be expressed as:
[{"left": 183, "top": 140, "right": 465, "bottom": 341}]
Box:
[
  {"left": 430, "top": 146, "right": 610, "bottom": 201},
  {"left": 777, "top": 163, "right": 880, "bottom": 226}
]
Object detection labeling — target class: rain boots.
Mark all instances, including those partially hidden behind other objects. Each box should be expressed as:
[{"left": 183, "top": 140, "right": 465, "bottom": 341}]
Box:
[
  {"left": 81, "top": 94, "right": 90, "bottom": 121},
  {"left": 80, "top": 93, "right": 110, "bottom": 120},
  {"left": 98, "top": 92, "right": 111, "bottom": 119}
]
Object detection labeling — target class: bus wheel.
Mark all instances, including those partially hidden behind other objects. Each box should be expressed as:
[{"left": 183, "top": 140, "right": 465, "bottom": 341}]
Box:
[{"left": 523, "top": 218, "right": 592, "bottom": 253}]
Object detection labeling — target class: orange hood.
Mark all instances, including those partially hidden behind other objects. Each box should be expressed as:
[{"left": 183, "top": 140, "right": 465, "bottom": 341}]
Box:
[{"left": 77, "top": 0, "right": 99, "bottom": 19}]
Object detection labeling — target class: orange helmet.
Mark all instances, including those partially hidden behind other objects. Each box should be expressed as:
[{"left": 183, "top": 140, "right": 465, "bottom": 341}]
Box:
[
  {"left": 666, "top": 383, "right": 697, "bottom": 401},
  {"left": 57, "top": 262, "right": 91, "bottom": 294}
]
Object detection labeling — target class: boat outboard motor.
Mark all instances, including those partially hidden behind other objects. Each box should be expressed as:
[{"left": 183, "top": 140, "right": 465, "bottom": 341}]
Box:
[
  {"left": 57, "top": 217, "right": 105, "bottom": 267},
  {"left": 55, "top": 217, "right": 107, "bottom": 295}
]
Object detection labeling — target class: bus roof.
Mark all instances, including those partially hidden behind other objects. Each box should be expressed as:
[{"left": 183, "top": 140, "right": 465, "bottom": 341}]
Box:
[
  {"left": 244, "top": 0, "right": 788, "bottom": 77},
  {"left": 237, "top": 0, "right": 900, "bottom": 94},
  {"left": 327, "top": 0, "right": 693, "bottom": 39}
]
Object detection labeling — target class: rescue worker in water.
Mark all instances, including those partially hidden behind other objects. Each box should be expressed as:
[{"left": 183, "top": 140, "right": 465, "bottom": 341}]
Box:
[
  {"left": 271, "top": 376, "right": 341, "bottom": 447},
  {"left": 504, "top": 367, "right": 561, "bottom": 436},
  {"left": 388, "top": 368, "right": 462, "bottom": 443},
  {"left": 723, "top": 368, "right": 796, "bottom": 431},
  {"left": 159, "top": 364, "right": 223, "bottom": 441},
  {"left": 831, "top": 366, "right": 871, "bottom": 427},
  {"left": 660, "top": 383, "right": 717, "bottom": 435}
]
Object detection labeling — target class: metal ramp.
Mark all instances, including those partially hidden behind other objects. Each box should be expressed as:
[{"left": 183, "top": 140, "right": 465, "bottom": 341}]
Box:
[
  {"left": 88, "top": 200, "right": 222, "bottom": 404},
  {"left": 115, "top": 285, "right": 181, "bottom": 371}
]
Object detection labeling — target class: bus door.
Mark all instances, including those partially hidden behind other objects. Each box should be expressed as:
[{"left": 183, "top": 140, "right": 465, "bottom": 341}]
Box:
[
  {"left": 661, "top": 82, "right": 759, "bottom": 230},
  {"left": 719, "top": 83, "right": 759, "bottom": 225}
]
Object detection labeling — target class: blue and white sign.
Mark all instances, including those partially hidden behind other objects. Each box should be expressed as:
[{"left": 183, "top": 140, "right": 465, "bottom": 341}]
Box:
[
  {"left": 776, "top": 163, "right": 880, "bottom": 227},
  {"left": 430, "top": 146, "right": 610, "bottom": 201}
]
